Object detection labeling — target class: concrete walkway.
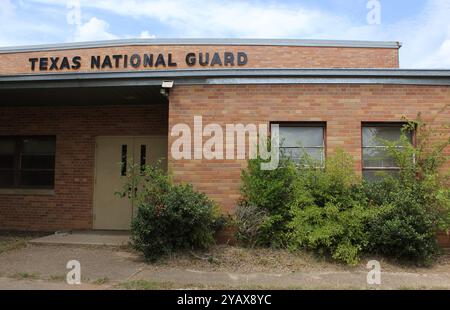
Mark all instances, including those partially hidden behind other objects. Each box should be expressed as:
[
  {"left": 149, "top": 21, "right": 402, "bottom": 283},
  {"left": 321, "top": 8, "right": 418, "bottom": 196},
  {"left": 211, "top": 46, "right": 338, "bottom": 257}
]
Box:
[
  {"left": 0, "top": 277, "right": 104, "bottom": 290},
  {"left": 1, "top": 243, "right": 449, "bottom": 290},
  {"left": 30, "top": 231, "right": 130, "bottom": 247},
  {"left": 129, "top": 268, "right": 450, "bottom": 290}
]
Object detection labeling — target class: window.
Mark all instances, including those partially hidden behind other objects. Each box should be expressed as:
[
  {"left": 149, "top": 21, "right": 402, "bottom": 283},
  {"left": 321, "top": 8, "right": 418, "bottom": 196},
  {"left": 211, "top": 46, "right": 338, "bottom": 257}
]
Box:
[
  {"left": 362, "top": 123, "right": 412, "bottom": 181},
  {"left": 0, "top": 137, "right": 56, "bottom": 189},
  {"left": 277, "top": 123, "right": 325, "bottom": 165}
]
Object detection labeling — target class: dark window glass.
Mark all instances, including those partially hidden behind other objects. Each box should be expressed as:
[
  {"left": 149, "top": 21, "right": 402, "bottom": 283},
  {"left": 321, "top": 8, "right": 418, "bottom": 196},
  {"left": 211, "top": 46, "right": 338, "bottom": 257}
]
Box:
[
  {"left": 121, "top": 145, "right": 127, "bottom": 176},
  {"left": 0, "top": 139, "right": 15, "bottom": 188},
  {"left": 21, "top": 138, "right": 56, "bottom": 171},
  {"left": 0, "top": 136, "right": 56, "bottom": 189},
  {"left": 363, "top": 169, "right": 400, "bottom": 182},
  {"left": 20, "top": 171, "right": 55, "bottom": 187},
  {"left": 140, "top": 145, "right": 147, "bottom": 172},
  {"left": 362, "top": 124, "right": 412, "bottom": 181},
  {"left": 0, "top": 139, "right": 15, "bottom": 170},
  {"left": 277, "top": 124, "right": 325, "bottom": 165},
  {"left": 21, "top": 155, "right": 55, "bottom": 170},
  {"left": 0, "top": 171, "right": 14, "bottom": 188}
]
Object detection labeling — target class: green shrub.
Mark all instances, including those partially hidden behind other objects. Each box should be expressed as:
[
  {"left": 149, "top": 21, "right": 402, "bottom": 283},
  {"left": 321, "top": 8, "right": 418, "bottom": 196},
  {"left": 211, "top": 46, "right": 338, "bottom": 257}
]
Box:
[
  {"left": 363, "top": 179, "right": 440, "bottom": 264},
  {"left": 238, "top": 156, "right": 297, "bottom": 247},
  {"left": 288, "top": 150, "right": 378, "bottom": 265},
  {"left": 289, "top": 202, "right": 376, "bottom": 265},
  {"left": 236, "top": 113, "right": 449, "bottom": 266},
  {"left": 362, "top": 116, "right": 450, "bottom": 264},
  {"left": 118, "top": 164, "right": 224, "bottom": 261}
]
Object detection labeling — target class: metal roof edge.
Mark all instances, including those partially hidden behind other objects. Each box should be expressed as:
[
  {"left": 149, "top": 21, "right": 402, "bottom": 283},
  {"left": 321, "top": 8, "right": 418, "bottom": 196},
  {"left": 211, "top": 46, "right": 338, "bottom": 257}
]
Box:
[
  {"left": 0, "top": 38, "right": 402, "bottom": 54},
  {"left": 1, "top": 68, "right": 450, "bottom": 81}
]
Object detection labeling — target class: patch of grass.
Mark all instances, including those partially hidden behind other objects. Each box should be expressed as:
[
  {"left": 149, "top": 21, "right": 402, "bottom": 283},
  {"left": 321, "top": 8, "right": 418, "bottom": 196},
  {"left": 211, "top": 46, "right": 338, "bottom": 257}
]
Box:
[
  {"left": 11, "top": 272, "right": 40, "bottom": 280},
  {"left": 92, "top": 277, "right": 110, "bottom": 285},
  {"left": 49, "top": 274, "right": 66, "bottom": 282},
  {"left": 151, "top": 245, "right": 348, "bottom": 274},
  {"left": 115, "top": 280, "right": 367, "bottom": 290},
  {"left": 117, "top": 280, "right": 167, "bottom": 290},
  {"left": 0, "top": 237, "right": 29, "bottom": 254},
  {"left": 117, "top": 280, "right": 209, "bottom": 290},
  {"left": 398, "top": 286, "right": 449, "bottom": 290},
  {"left": 148, "top": 245, "right": 450, "bottom": 274}
]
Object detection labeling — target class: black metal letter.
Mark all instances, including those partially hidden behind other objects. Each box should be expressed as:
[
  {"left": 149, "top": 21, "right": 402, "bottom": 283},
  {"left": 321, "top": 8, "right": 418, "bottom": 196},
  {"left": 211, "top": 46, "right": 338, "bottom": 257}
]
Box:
[
  {"left": 130, "top": 54, "right": 141, "bottom": 68},
  {"left": 101, "top": 55, "right": 113, "bottom": 69},
  {"left": 91, "top": 56, "right": 101, "bottom": 69},
  {"left": 210, "top": 52, "right": 223, "bottom": 66},
  {"left": 199, "top": 52, "right": 209, "bottom": 66},
  {"left": 71, "top": 56, "right": 81, "bottom": 69},
  {"left": 168, "top": 53, "right": 177, "bottom": 67},
  {"left": 237, "top": 52, "right": 248, "bottom": 66},
  {"left": 185, "top": 53, "right": 196, "bottom": 66},
  {"left": 112, "top": 55, "right": 123, "bottom": 68},
  {"left": 155, "top": 54, "right": 166, "bottom": 67},
  {"left": 224, "top": 52, "right": 235, "bottom": 66},
  {"left": 49, "top": 57, "right": 59, "bottom": 70},
  {"left": 29, "top": 58, "right": 38, "bottom": 71},
  {"left": 39, "top": 58, "right": 49, "bottom": 71},
  {"left": 60, "top": 57, "right": 70, "bottom": 70},
  {"left": 143, "top": 54, "right": 153, "bottom": 67}
]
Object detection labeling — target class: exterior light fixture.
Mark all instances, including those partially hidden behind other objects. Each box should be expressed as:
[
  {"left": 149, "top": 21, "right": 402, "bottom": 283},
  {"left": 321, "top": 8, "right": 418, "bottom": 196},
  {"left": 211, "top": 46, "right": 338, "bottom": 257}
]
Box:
[{"left": 160, "top": 80, "right": 174, "bottom": 98}]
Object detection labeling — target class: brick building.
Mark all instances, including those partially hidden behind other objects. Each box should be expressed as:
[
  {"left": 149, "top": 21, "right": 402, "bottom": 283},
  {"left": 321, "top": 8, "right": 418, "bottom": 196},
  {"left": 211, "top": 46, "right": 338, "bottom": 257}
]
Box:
[{"left": 0, "top": 39, "right": 448, "bottom": 238}]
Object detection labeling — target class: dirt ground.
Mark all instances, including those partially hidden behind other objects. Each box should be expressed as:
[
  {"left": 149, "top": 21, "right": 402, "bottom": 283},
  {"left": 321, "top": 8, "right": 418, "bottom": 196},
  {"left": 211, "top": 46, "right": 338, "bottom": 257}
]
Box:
[{"left": 0, "top": 235, "right": 449, "bottom": 290}]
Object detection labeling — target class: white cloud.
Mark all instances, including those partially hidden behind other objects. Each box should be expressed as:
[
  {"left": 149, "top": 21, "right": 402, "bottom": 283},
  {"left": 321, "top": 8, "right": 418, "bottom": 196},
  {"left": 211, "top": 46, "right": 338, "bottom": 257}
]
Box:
[
  {"left": 428, "top": 39, "right": 450, "bottom": 67},
  {"left": 399, "top": 0, "right": 450, "bottom": 68},
  {"left": 0, "top": 0, "right": 15, "bottom": 46},
  {"left": 72, "top": 17, "right": 118, "bottom": 42},
  {"left": 0, "top": 0, "right": 15, "bottom": 16},
  {"left": 9, "top": 0, "right": 450, "bottom": 68},
  {"left": 139, "top": 31, "right": 156, "bottom": 39},
  {"left": 67, "top": 0, "right": 350, "bottom": 38},
  {"left": 73, "top": 0, "right": 450, "bottom": 68},
  {"left": 0, "top": 0, "right": 64, "bottom": 46}
]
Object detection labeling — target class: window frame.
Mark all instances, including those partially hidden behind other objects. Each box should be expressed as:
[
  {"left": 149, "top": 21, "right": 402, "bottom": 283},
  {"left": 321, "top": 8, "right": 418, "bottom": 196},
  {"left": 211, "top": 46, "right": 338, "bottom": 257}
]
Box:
[
  {"left": 0, "top": 136, "right": 56, "bottom": 189},
  {"left": 361, "top": 122, "right": 413, "bottom": 179},
  {"left": 271, "top": 121, "right": 327, "bottom": 165}
]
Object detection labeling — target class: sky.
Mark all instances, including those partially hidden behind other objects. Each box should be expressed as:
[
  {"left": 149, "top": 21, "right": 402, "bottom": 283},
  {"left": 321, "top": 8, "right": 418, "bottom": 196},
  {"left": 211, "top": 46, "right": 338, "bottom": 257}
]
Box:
[{"left": 1, "top": 0, "right": 450, "bottom": 68}]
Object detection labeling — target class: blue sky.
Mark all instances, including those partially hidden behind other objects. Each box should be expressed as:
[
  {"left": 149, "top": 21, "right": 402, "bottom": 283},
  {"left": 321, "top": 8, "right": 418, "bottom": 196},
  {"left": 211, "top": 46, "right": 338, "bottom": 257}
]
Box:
[{"left": 1, "top": 0, "right": 450, "bottom": 68}]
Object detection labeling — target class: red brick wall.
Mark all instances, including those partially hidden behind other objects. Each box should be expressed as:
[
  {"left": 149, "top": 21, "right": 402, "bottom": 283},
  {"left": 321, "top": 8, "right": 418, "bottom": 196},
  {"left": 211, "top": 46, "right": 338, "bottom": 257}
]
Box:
[
  {"left": 0, "top": 104, "right": 168, "bottom": 231},
  {"left": 0, "top": 83, "right": 448, "bottom": 236},
  {"left": 168, "top": 84, "right": 450, "bottom": 214},
  {"left": 0, "top": 44, "right": 399, "bottom": 75}
]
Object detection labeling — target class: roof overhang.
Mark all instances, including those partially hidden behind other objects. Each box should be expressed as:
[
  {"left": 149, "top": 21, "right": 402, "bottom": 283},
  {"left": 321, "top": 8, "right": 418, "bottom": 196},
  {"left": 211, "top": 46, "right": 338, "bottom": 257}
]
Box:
[
  {"left": 1, "top": 69, "right": 450, "bottom": 89},
  {"left": 0, "top": 38, "right": 402, "bottom": 54}
]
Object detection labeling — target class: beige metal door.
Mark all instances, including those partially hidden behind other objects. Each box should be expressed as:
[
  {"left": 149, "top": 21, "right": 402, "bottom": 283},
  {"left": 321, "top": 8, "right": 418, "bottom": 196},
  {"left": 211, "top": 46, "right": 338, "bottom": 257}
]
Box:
[
  {"left": 93, "top": 136, "right": 167, "bottom": 230},
  {"left": 133, "top": 136, "right": 168, "bottom": 173},
  {"left": 132, "top": 137, "right": 168, "bottom": 219}
]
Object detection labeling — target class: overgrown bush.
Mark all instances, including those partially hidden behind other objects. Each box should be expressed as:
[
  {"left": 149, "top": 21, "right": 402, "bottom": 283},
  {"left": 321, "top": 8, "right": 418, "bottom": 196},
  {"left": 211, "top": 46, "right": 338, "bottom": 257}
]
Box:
[
  {"left": 238, "top": 156, "right": 297, "bottom": 247},
  {"left": 287, "top": 150, "right": 378, "bottom": 265},
  {"left": 236, "top": 115, "right": 450, "bottom": 265},
  {"left": 362, "top": 116, "right": 450, "bottom": 264},
  {"left": 234, "top": 203, "right": 268, "bottom": 247},
  {"left": 118, "top": 163, "right": 224, "bottom": 261},
  {"left": 363, "top": 179, "right": 440, "bottom": 264}
]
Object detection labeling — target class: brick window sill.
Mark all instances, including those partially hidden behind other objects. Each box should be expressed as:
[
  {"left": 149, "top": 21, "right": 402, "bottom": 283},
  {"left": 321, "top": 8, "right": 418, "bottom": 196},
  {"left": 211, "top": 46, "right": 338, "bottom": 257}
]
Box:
[{"left": 0, "top": 188, "right": 55, "bottom": 196}]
